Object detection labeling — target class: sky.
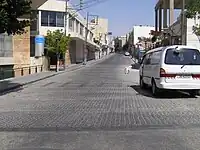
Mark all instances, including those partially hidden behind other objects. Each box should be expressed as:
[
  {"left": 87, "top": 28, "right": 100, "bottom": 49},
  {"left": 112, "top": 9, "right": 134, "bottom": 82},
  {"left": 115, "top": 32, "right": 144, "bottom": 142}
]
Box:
[{"left": 71, "top": 0, "right": 180, "bottom": 36}]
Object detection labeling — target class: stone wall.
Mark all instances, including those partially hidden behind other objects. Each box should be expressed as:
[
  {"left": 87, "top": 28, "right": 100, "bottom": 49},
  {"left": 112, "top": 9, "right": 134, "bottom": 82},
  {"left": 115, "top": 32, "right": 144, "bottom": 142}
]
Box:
[
  {"left": 65, "top": 49, "right": 71, "bottom": 65},
  {"left": 13, "top": 26, "right": 31, "bottom": 76}
]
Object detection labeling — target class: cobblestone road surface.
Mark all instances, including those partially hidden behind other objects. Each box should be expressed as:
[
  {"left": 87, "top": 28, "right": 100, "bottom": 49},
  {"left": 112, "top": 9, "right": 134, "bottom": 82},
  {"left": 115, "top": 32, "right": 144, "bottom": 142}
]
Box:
[{"left": 1, "top": 54, "right": 200, "bottom": 150}]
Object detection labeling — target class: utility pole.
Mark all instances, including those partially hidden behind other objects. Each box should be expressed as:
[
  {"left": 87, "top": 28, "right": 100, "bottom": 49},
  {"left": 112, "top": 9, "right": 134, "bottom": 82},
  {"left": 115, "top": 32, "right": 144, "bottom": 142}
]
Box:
[
  {"left": 64, "top": 0, "right": 68, "bottom": 35},
  {"left": 56, "top": 38, "right": 59, "bottom": 72},
  {"left": 83, "top": 12, "right": 89, "bottom": 65},
  {"left": 80, "top": 0, "right": 83, "bottom": 9},
  {"left": 181, "top": 0, "right": 185, "bottom": 45},
  {"left": 83, "top": 12, "right": 98, "bottom": 65},
  {"left": 64, "top": 0, "right": 69, "bottom": 70}
]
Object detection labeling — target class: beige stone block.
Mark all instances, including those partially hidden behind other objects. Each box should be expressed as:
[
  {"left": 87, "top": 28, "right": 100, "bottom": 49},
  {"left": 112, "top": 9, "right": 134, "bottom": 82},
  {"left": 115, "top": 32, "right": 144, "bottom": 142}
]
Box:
[
  {"left": 65, "top": 49, "right": 71, "bottom": 65},
  {"left": 22, "top": 67, "right": 31, "bottom": 76},
  {"left": 14, "top": 69, "right": 22, "bottom": 77},
  {"left": 13, "top": 26, "right": 30, "bottom": 69}
]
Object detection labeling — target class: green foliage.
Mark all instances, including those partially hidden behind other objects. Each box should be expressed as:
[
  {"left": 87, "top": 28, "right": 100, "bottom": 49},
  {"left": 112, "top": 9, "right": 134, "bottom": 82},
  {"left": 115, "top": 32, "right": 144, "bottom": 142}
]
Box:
[
  {"left": 151, "top": 36, "right": 157, "bottom": 43},
  {"left": 45, "top": 30, "right": 71, "bottom": 55},
  {"left": 193, "top": 25, "right": 200, "bottom": 36},
  {"left": 0, "top": 0, "right": 32, "bottom": 35},
  {"left": 114, "top": 37, "right": 120, "bottom": 48},
  {"left": 185, "top": 0, "right": 200, "bottom": 18},
  {"left": 123, "top": 42, "right": 129, "bottom": 51},
  {"left": 185, "top": 0, "right": 200, "bottom": 36}
]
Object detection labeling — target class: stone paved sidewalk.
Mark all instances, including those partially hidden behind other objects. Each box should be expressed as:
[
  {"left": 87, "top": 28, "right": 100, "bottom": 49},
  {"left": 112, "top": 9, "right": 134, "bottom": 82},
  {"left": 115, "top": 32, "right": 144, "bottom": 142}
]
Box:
[{"left": 0, "top": 53, "right": 114, "bottom": 94}]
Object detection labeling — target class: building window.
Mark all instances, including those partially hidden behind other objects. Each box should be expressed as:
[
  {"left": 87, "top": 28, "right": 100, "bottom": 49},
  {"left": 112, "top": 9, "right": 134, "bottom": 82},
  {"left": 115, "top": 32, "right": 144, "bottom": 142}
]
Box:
[
  {"left": 69, "top": 15, "right": 74, "bottom": 31},
  {"left": 90, "top": 32, "right": 93, "bottom": 40},
  {"left": 41, "top": 11, "right": 48, "bottom": 26},
  {"left": 80, "top": 24, "right": 84, "bottom": 35},
  {"left": 76, "top": 20, "right": 79, "bottom": 33},
  {"left": 85, "top": 29, "right": 89, "bottom": 37},
  {"left": 56, "top": 12, "right": 64, "bottom": 27},
  {"left": 0, "top": 34, "right": 13, "bottom": 57},
  {"left": 41, "top": 11, "right": 64, "bottom": 27},
  {"left": 49, "top": 11, "right": 56, "bottom": 27}
]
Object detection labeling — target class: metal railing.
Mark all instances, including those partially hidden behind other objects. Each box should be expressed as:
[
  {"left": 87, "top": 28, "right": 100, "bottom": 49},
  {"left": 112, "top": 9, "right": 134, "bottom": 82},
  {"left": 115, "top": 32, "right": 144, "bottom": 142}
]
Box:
[{"left": 0, "top": 65, "right": 44, "bottom": 80}]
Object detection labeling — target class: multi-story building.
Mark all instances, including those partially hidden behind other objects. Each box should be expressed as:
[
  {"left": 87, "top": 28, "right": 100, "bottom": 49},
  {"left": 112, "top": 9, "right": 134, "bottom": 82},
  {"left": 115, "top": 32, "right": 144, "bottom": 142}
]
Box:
[
  {"left": 130, "top": 25, "right": 154, "bottom": 45},
  {"left": 90, "top": 17, "right": 110, "bottom": 57},
  {"left": 126, "top": 25, "right": 154, "bottom": 57},
  {"left": 155, "top": 0, "right": 200, "bottom": 49},
  {"left": 90, "top": 18, "right": 109, "bottom": 44},
  {"left": 118, "top": 36, "right": 127, "bottom": 47},
  {"left": 0, "top": 0, "right": 100, "bottom": 79},
  {"left": 165, "top": 14, "right": 200, "bottom": 49},
  {"left": 31, "top": 0, "right": 98, "bottom": 63},
  {"left": 0, "top": 0, "right": 48, "bottom": 79}
]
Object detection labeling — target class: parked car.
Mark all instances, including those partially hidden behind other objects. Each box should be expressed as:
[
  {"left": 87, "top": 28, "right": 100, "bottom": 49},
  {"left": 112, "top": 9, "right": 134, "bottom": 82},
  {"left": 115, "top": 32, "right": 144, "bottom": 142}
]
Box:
[
  {"left": 124, "top": 51, "right": 130, "bottom": 56},
  {"left": 139, "top": 45, "right": 200, "bottom": 97}
]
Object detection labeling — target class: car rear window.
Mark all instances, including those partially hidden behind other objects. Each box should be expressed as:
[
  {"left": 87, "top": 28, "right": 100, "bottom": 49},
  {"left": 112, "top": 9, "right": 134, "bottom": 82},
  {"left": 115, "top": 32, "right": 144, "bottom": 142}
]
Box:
[{"left": 164, "top": 48, "right": 200, "bottom": 65}]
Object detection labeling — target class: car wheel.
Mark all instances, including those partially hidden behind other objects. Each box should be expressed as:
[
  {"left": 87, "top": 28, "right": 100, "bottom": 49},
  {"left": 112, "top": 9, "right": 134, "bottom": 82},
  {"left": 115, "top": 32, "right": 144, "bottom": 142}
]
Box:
[
  {"left": 140, "top": 76, "right": 147, "bottom": 89},
  {"left": 152, "top": 80, "right": 159, "bottom": 97}
]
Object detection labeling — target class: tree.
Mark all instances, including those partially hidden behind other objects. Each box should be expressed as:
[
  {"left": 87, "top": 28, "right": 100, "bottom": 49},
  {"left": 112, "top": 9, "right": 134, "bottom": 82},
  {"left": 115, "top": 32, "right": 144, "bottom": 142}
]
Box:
[
  {"left": 123, "top": 42, "right": 129, "bottom": 51},
  {"left": 0, "top": 0, "right": 32, "bottom": 35},
  {"left": 114, "top": 37, "right": 120, "bottom": 52},
  {"left": 45, "top": 29, "right": 71, "bottom": 72},
  {"left": 185, "top": 0, "right": 200, "bottom": 36},
  {"left": 151, "top": 36, "right": 157, "bottom": 43},
  {"left": 185, "top": 0, "right": 200, "bottom": 18}
]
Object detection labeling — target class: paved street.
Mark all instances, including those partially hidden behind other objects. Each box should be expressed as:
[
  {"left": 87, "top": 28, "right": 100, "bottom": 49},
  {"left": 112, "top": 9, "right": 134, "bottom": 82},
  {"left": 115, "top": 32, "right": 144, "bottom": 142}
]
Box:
[{"left": 1, "top": 53, "right": 200, "bottom": 150}]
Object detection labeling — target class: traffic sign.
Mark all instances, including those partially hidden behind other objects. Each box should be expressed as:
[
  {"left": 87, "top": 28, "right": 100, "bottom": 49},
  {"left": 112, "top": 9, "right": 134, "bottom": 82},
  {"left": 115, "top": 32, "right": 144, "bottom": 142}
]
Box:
[
  {"left": 35, "top": 35, "right": 45, "bottom": 57},
  {"left": 35, "top": 35, "right": 45, "bottom": 44}
]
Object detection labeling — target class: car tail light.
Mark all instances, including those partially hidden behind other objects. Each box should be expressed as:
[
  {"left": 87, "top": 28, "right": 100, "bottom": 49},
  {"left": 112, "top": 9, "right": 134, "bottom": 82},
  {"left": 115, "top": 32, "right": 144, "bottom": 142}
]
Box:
[
  {"left": 192, "top": 74, "right": 200, "bottom": 78},
  {"left": 160, "top": 68, "right": 176, "bottom": 78}
]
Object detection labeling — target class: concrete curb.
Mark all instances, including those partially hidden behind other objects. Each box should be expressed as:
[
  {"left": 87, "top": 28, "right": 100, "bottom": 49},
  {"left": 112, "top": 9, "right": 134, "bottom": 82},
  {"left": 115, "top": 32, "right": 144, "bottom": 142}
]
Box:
[{"left": 0, "top": 53, "right": 114, "bottom": 95}]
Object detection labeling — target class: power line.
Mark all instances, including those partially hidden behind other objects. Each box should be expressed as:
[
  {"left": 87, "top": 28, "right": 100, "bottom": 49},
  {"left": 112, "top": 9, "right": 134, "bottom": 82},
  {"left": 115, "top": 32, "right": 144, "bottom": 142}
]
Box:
[
  {"left": 69, "top": 0, "right": 110, "bottom": 12},
  {"left": 84, "top": 0, "right": 110, "bottom": 9},
  {"left": 67, "top": 1, "right": 99, "bottom": 18},
  {"left": 66, "top": 0, "right": 110, "bottom": 21},
  {"left": 78, "top": 0, "right": 110, "bottom": 17},
  {"left": 71, "top": 0, "right": 101, "bottom": 8},
  {"left": 68, "top": 0, "right": 97, "bottom": 10}
]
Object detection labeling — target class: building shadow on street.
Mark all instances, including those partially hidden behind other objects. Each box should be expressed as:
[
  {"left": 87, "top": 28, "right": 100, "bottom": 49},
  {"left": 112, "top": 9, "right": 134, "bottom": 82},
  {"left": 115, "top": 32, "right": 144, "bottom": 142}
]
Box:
[
  {"left": 130, "top": 85, "right": 194, "bottom": 99},
  {"left": 0, "top": 80, "right": 23, "bottom": 96}
]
